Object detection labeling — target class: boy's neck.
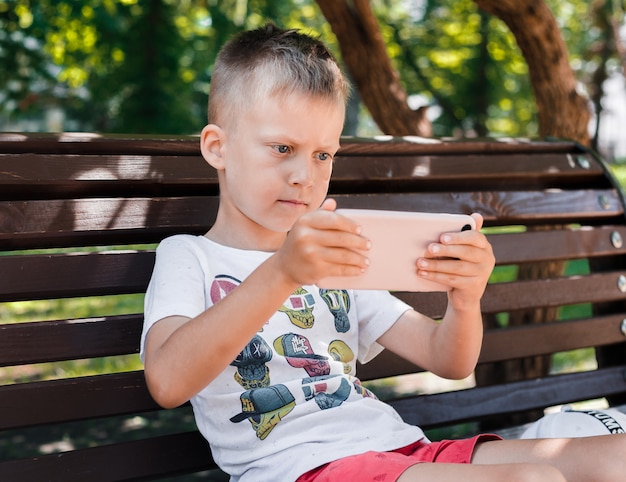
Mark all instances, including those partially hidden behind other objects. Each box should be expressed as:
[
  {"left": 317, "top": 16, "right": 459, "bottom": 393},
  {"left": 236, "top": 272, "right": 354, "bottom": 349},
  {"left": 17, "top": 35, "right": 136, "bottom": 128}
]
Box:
[{"left": 204, "top": 223, "right": 287, "bottom": 252}]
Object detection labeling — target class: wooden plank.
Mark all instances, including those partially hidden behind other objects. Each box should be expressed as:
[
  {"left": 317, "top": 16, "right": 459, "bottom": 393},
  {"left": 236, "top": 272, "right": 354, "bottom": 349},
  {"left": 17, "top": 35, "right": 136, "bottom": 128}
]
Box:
[
  {"left": 1, "top": 152, "right": 597, "bottom": 187},
  {"left": 0, "top": 196, "right": 218, "bottom": 249},
  {"left": 2, "top": 152, "right": 603, "bottom": 200},
  {"left": 2, "top": 189, "right": 621, "bottom": 251},
  {"left": 390, "top": 365, "right": 626, "bottom": 428},
  {"left": 331, "top": 153, "right": 605, "bottom": 191},
  {"left": 0, "top": 251, "right": 155, "bottom": 302},
  {"left": 0, "top": 432, "right": 215, "bottom": 482},
  {"left": 0, "top": 132, "right": 581, "bottom": 156},
  {"left": 0, "top": 153, "right": 214, "bottom": 184},
  {"left": 333, "top": 189, "right": 623, "bottom": 225},
  {"left": 478, "top": 271, "right": 626, "bottom": 313},
  {"left": 490, "top": 225, "right": 626, "bottom": 265},
  {"left": 0, "top": 154, "right": 218, "bottom": 200},
  {"left": 336, "top": 137, "right": 583, "bottom": 156},
  {"left": 478, "top": 315, "right": 626, "bottom": 363},
  {"left": 0, "top": 132, "right": 201, "bottom": 156},
  {"left": 398, "top": 271, "right": 626, "bottom": 315},
  {"left": 0, "top": 371, "right": 159, "bottom": 430},
  {"left": 358, "top": 314, "right": 626, "bottom": 381},
  {"left": 0, "top": 315, "right": 142, "bottom": 366}
]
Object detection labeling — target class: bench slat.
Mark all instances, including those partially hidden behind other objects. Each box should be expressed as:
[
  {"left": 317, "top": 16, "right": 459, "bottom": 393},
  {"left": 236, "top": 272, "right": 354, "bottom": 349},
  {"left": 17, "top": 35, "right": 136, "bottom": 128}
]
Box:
[
  {"left": 0, "top": 133, "right": 582, "bottom": 156},
  {"left": 0, "top": 251, "right": 155, "bottom": 302},
  {"left": 335, "top": 189, "right": 623, "bottom": 224},
  {"left": 397, "top": 270, "right": 626, "bottom": 315},
  {"left": 359, "top": 314, "right": 626, "bottom": 380},
  {"left": 4, "top": 313, "right": 624, "bottom": 429},
  {"left": 7, "top": 363, "right": 617, "bottom": 434},
  {"left": 4, "top": 311, "right": 623, "bottom": 374},
  {"left": 0, "top": 197, "right": 218, "bottom": 250},
  {"left": 0, "top": 152, "right": 600, "bottom": 188},
  {"left": 479, "top": 271, "right": 626, "bottom": 313},
  {"left": 3, "top": 248, "right": 626, "bottom": 306},
  {"left": 490, "top": 225, "right": 626, "bottom": 265},
  {"left": 0, "top": 315, "right": 142, "bottom": 366},
  {"left": 391, "top": 365, "right": 626, "bottom": 428},
  {"left": 2, "top": 189, "right": 622, "bottom": 250},
  {"left": 0, "top": 154, "right": 215, "bottom": 183},
  {"left": 0, "top": 431, "right": 214, "bottom": 482},
  {"left": 0, "top": 371, "right": 158, "bottom": 430},
  {"left": 331, "top": 153, "right": 605, "bottom": 191}
]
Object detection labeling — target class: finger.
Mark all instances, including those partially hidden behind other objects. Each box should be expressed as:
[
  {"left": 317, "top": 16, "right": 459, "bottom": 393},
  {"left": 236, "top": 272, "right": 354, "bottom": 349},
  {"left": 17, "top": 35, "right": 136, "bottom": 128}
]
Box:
[
  {"left": 417, "top": 257, "right": 474, "bottom": 278},
  {"left": 425, "top": 243, "right": 483, "bottom": 263},
  {"left": 471, "top": 212, "right": 484, "bottom": 231},
  {"left": 319, "top": 198, "right": 337, "bottom": 212},
  {"left": 319, "top": 246, "right": 370, "bottom": 274},
  {"left": 308, "top": 208, "right": 364, "bottom": 238}
]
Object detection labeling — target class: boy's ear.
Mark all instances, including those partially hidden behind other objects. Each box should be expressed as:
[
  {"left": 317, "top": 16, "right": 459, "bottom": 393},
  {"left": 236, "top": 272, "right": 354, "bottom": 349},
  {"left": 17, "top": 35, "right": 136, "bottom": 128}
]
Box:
[{"left": 200, "top": 124, "right": 226, "bottom": 170}]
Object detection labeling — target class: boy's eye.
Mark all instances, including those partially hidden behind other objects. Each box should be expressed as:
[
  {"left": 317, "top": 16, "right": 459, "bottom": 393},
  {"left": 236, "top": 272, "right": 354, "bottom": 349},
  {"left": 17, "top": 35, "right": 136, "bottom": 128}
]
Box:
[
  {"left": 273, "top": 145, "right": 291, "bottom": 154},
  {"left": 317, "top": 152, "right": 332, "bottom": 162}
]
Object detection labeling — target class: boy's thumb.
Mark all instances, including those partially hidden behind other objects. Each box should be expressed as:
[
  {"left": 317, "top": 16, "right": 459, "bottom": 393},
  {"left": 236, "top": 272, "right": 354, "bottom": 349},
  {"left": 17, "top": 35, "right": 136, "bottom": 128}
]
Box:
[{"left": 320, "top": 198, "right": 337, "bottom": 212}]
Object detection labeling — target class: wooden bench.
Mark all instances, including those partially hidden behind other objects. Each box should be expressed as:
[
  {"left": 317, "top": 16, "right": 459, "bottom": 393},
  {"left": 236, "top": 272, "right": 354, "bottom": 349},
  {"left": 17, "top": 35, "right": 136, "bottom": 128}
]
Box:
[{"left": 2, "top": 132, "right": 626, "bottom": 481}]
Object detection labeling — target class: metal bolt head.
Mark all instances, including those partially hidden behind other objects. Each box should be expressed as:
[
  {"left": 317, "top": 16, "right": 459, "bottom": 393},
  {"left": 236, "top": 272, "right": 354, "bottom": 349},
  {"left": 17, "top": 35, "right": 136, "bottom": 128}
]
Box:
[
  {"left": 622, "top": 319, "right": 626, "bottom": 337},
  {"left": 576, "top": 155, "right": 591, "bottom": 169},
  {"left": 611, "top": 231, "right": 623, "bottom": 249},
  {"left": 599, "top": 195, "right": 612, "bottom": 210},
  {"left": 619, "top": 275, "right": 626, "bottom": 293}
]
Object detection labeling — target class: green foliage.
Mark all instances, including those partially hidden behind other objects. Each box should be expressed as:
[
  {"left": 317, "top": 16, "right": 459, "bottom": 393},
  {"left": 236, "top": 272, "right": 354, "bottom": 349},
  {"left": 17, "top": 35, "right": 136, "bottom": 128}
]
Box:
[
  {"left": 2, "top": 0, "right": 622, "bottom": 139},
  {"left": 0, "top": 0, "right": 331, "bottom": 133},
  {"left": 372, "top": 0, "right": 535, "bottom": 137}
]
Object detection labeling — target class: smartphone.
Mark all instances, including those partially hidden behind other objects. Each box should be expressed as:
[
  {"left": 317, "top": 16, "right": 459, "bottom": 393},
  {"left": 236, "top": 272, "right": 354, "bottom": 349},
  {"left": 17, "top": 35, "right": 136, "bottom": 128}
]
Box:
[{"left": 317, "top": 209, "right": 475, "bottom": 292}]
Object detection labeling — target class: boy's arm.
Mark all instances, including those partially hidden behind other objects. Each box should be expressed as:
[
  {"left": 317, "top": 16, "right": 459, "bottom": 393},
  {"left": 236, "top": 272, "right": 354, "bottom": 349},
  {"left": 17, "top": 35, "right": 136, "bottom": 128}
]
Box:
[
  {"left": 143, "top": 202, "right": 369, "bottom": 408},
  {"left": 377, "top": 213, "right": 494, "bottom": 379}
]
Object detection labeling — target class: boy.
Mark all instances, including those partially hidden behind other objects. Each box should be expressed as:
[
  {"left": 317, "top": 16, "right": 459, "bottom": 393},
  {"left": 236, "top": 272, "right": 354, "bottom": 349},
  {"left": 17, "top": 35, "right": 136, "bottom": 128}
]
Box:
[{"left": 141, "top": 24, "right": 626, "bottom": 481}]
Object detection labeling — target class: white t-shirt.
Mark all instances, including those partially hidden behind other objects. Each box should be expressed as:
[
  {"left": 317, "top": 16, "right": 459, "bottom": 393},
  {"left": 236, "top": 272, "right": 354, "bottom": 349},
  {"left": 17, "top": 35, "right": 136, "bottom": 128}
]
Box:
[{"left": 141, "top": 235, "right": 426, "bottom": 482}]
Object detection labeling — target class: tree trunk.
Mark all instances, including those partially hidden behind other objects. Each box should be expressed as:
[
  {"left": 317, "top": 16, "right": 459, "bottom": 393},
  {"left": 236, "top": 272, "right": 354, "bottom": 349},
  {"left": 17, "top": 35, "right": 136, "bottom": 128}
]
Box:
[
  {"left": 470, "top": 1, "right": 591, "bottom": 427},
  {"left": 315, "top": 0, "right": 431, "bottom": 136},
  {"left": 474, "top": 0, "right": 591, "bottom": 145}
]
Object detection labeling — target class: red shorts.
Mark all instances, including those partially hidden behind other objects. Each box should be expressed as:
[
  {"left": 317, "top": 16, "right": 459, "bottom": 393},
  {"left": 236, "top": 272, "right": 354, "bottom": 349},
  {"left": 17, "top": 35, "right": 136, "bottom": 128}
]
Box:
[{"left": 297, "top": 434, "right": 502, "bottom": 482}]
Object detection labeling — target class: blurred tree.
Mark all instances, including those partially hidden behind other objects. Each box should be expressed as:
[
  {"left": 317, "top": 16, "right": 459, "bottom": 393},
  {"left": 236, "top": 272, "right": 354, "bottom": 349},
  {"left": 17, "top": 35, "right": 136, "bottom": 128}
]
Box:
[
  {"left": 0, "top": 0, "right": 332, "bottom": 133},
  {"left": 1, "top": 0, "right": 624, "bottom": 144},
  {"left": 316, "top": 0, "right": 607, "bottom": 145},
  {"left": 475, "top": 0, "right": 591, "bottom": 144}
]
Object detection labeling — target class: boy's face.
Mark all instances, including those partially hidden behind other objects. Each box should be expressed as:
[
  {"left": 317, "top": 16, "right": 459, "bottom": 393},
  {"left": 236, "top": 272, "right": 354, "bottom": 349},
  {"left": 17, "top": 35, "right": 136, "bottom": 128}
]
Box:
[{"left": 208, "top": 92, "right": 345, "bottom": 250}]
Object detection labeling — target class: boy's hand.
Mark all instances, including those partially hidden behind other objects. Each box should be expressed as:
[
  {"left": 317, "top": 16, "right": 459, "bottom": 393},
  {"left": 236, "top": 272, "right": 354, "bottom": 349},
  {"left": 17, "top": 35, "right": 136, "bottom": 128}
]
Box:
[
  {"left": 274, "top": 199, "right": 370, "bottom": 287},
  {"left": 417, "top": 213, "right": 494, "bottom": 312}
]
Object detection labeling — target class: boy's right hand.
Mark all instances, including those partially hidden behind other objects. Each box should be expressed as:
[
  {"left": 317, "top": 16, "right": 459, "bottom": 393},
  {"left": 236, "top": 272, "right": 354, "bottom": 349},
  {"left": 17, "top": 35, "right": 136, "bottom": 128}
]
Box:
[{"left": 274, "top": 198, "right": 371, "bottom": 287}]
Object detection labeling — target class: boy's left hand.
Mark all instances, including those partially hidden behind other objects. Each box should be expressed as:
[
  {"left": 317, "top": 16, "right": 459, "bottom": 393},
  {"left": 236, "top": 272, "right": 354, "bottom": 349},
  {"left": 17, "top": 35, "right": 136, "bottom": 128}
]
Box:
[{"left": 416, "top": 213, "right": 494, "bottom": 312}]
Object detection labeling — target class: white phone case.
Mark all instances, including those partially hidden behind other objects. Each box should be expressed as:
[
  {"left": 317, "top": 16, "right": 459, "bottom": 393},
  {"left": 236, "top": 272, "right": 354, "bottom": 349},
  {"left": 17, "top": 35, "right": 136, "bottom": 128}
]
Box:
[{"left": 317, "top": 209, "right": 475, "bottom": 292}]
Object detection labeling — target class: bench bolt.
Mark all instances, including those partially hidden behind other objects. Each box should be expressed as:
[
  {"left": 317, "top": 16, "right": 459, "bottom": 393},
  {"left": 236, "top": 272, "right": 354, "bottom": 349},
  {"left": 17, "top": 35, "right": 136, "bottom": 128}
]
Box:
[
  {"left": 576, "top": 155, "right": 591, "bottom": 169},
  {"left": 599, "top": 195, "right": 612, "bottom": 210},
  {"left": 618, "top": 275, "right": 626, "bottom": 293},
  {"left": 611, "top": 231, "right": 623, "bottom": 249},
  {"left": 622, "top": 319, "right": 626, "bottom": 337}
]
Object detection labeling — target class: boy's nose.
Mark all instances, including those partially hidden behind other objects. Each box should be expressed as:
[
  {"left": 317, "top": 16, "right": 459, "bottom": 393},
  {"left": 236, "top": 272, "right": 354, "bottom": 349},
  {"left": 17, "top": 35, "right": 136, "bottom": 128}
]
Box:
[{"left": 289, "top": 158, "right": 314, "bottom": 187}]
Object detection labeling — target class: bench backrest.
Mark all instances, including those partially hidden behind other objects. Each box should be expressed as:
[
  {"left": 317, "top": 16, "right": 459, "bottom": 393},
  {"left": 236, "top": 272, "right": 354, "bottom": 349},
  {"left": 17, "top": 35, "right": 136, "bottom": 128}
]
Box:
[{"left": 2, "top": 133, "right": 626, "bottom": 480}]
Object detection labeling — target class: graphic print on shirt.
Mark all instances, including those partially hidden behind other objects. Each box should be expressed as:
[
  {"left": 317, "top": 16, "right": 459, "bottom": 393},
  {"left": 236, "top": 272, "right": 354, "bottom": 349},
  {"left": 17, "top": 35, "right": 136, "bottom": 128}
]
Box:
[
  {"left": 278, "top": 287, "right": 316, "bottom": 329},
  {"left": 328, "top": 339, "right": 354, "bottom": 374},
  {"left": 274, "top": 333, "right": 330, "bottom": 377},
  {"left": 209, "top": 274, "right": 241, "bottom": 303},
  {"left": 230, "top": 384, "right": 296, "bottom": 440},
  {"left": 319, "top": 289, "right": 351, "bottom": 333},
  {"left": 210, "top": 275, "right": 274, "bottom": 389},
  {"left": 231, "top": 335, "right": 273, "bottom": 389},
  {"left": 302, "top": 375, "right": 351, "bottom": 410}
]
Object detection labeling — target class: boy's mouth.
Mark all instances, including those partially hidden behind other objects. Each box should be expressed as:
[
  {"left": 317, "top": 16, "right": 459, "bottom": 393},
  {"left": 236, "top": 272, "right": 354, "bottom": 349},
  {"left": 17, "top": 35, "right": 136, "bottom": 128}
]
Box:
[{"left": 280, "top": 199, "right": 308, "bottom": 207}]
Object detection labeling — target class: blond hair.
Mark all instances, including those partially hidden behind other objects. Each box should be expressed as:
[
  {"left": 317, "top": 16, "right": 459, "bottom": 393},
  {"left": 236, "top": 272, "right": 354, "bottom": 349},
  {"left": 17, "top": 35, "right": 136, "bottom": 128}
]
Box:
[{"left": 207, "top": 24, "right": 350, "bottom": 129}]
